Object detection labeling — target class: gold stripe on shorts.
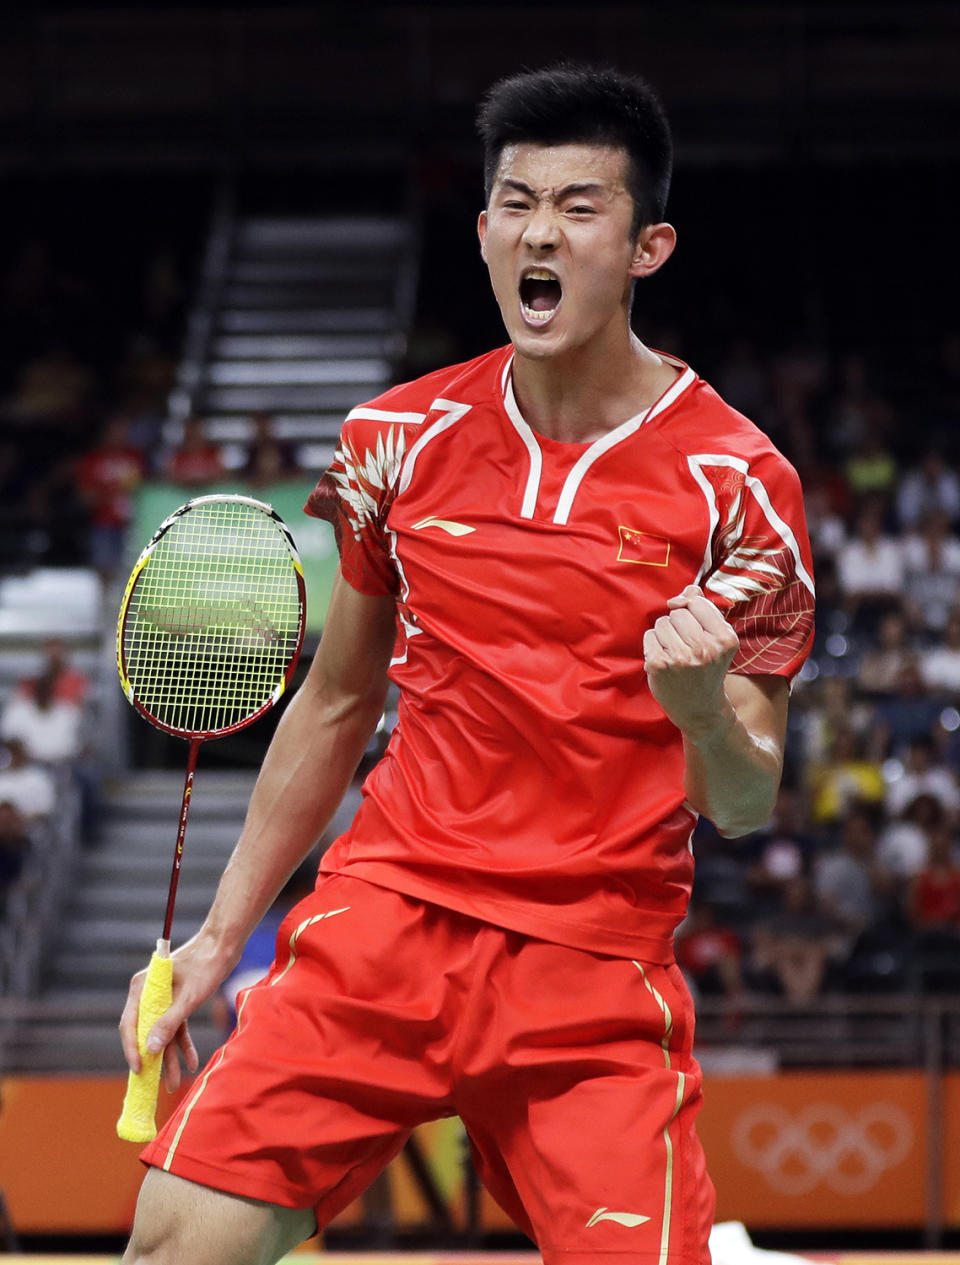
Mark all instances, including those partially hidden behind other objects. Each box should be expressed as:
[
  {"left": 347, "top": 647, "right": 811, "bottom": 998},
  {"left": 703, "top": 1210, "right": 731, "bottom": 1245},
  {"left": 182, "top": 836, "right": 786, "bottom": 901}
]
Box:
[
  {"left": 161, "top": 905, "right": 350, "bottom": 1170},
  {"left": 633, "top": 961, "right": 687, "bottom": 1265}
]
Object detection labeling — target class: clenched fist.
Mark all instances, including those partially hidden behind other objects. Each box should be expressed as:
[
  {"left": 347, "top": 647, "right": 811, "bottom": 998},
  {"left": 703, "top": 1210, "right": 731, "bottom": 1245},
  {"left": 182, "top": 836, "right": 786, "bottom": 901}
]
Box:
[{"left": 642, "top": 584, "right": 740, "bottom": 739}]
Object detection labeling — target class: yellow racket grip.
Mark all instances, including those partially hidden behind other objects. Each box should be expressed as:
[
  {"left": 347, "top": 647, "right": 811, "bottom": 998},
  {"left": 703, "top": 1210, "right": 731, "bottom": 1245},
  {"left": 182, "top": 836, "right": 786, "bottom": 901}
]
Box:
[{"left": 117, "top": 946, "right": 174, "bottom": 1142}]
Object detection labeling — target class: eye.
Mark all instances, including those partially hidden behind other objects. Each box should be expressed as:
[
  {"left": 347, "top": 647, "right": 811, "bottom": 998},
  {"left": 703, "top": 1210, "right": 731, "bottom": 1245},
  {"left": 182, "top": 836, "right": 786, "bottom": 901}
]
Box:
[
  {"left": 503, "top": 200, "right": 530, "bottom": 211},
  {"left": 567, "top": 204, "right": 597, "bottom": 216}
]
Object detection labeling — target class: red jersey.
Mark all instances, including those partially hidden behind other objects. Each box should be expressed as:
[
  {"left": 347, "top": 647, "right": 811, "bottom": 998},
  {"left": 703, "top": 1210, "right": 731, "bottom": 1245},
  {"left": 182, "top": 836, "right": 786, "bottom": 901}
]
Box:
[
  {"left": 167, "top": 444, "right": 224, "bottom": 486},
  {"left": 910, "top": 868, "right": 960, "bottom": 925},
  {"left": 306, "top": 347, "right": 814, "bottom": 962},
  {"left": 76, "top": 445, "right": 145, "bottom": 528}
]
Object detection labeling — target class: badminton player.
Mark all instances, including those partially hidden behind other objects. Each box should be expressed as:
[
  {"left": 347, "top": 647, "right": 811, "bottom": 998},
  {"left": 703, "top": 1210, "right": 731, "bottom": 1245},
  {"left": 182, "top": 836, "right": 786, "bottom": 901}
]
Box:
[{"left": 120, "top": 63, "right": 814, "bottom": 1265}]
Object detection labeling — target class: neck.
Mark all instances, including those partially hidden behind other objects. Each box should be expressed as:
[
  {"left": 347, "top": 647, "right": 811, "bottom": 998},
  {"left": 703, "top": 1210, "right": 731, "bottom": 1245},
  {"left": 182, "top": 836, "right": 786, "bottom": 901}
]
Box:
[{"left": 510, "top": 332, "right": 679, "bottom": 443}]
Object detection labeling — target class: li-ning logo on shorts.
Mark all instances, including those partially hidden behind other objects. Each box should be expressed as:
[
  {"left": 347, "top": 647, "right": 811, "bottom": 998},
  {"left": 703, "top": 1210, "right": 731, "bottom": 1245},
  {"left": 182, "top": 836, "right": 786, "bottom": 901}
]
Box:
[
  {"left": 586, "top": 1207, "right": 651, "bottom": 1228},
  {"left": 731, "top": 1102, "right": 914, "bottom": 1196}
]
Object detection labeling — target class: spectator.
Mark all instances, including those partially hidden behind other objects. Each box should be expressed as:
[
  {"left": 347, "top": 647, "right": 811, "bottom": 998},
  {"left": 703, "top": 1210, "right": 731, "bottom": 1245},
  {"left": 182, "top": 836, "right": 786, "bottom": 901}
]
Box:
[
  {"left": 902, "top": 510, "right": 960, "bottom": 636},
  {"left": 878, "top": 792, "right": 942, "bottom": 879},
  {"left": 845, "top": 425, "right": 898, "bottom": 504},
  {"left": 74, "top": 415, "right": 145, "bottom": 583},
  {"left": 859, "top": 610, "right": 916, "bottom": 697},
  {"left": 808, "top": 726, "right": 885, "bottom": 827},
  {"left": 241, "top": 411, "right": 300, "bottom": 486},
  {"left": 675, "top": 902, "right": 743, "bottom": 1001},
  {"left": 896, "top": 449, "right": 960, "bottom": 532},
  {"left": 907, "top": 823, "right": 960, "bottom": 930},
  {"left": 743, "top": 786, "right": 817, "bottom": 918},
  {"left": 921, "top": 610, "right": 960, "bottom": 695},
  {"left": 800, "top": 674, "right": 877, "bottom": 767},
  {"left": 166, "top": 416, "right": 225, "bottom": 487},
  {"left": 1, "top": 670, "right": 83, "bottom": 765},
  {"left": 814, "top": 804, "right": 892, "bottom": 937},
  {"left": 0, "top": 800, "right": 30, "bottom": 894},
  {"left": 873, "top": 659, "right": 947, "bottom": 756},
  {"left": 803, "top": 482, "right": 846, "bottom": 561},
  {"left": 749, "top": 876, "right": 841, "bottom": 1004},
  {"left": 908, "top": 821, "right": 960, "bottom": 991},
  {"left": 835, "top": 499, "right": 905, "bottom": 626},
  {"left": 884, "top": 737, "right": 960, "bottom": 821},
  {"left": 0, "top": 740, "right": 55, "bottom": 820},
  {"left": 14, "top": 638, "right": 89, "bottom": 707}
]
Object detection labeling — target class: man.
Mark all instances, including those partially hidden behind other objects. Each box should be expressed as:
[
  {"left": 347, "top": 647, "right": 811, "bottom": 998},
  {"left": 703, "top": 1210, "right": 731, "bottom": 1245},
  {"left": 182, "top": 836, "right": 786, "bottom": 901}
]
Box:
[{"left": 120, "top": 64, "right": 814, "bottom": 1265}]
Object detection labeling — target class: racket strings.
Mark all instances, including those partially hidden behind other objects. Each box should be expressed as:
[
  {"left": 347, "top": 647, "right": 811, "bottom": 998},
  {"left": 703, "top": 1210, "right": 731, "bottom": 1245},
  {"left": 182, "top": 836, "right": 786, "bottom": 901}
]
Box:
[{"left": 123, "top": 501, "right": 302, "bottom": 735}]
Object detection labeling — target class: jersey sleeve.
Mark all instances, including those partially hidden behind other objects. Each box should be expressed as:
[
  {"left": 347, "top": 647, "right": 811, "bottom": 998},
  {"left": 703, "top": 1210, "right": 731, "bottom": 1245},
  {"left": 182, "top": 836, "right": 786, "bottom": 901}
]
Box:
[
  {"left": 304, "top": 416, "right": 410, "bottom": 596},
  {"left": 700, "top": 449, "right": 815, "bottom": 680}
]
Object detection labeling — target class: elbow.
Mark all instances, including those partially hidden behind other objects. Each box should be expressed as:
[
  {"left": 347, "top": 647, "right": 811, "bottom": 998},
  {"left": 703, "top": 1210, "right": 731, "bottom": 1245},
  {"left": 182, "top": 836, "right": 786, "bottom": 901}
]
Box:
[
  {"left": 715, "top": 812, "right": 770, "bottom": 840},
  {"left": 690, "top": 780, "right": 780, "bottom": 839}
]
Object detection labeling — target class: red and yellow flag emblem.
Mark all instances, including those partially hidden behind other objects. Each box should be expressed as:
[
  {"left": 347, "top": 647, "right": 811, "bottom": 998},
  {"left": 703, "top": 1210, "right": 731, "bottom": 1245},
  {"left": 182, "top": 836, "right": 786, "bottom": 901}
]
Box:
[{"left": 617, "top": 526, "right": 670, "bottom": 566}]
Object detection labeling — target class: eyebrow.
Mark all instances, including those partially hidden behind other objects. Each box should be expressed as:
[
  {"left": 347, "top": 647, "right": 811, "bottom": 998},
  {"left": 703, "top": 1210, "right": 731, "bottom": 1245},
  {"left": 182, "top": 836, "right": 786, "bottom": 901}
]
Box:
[{"left": 498, "top": 178, "right": 609, "bottom": 200}]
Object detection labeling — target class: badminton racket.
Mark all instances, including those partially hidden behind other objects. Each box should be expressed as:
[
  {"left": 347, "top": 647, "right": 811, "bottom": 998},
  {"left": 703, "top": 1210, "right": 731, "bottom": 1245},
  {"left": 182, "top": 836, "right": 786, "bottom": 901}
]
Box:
[{"left": 115, "top": 493, "right": 306, "bottom": 1142}]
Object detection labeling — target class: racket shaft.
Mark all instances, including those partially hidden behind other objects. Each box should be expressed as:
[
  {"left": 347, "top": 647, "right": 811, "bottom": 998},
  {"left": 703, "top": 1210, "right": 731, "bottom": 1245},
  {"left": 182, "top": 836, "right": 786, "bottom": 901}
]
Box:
[
  {"left": 163, "top": 739, "right": 200, "bottom": 942},
  {"left": 117, "top": 944, "right": 174, "bottom": 1141}
]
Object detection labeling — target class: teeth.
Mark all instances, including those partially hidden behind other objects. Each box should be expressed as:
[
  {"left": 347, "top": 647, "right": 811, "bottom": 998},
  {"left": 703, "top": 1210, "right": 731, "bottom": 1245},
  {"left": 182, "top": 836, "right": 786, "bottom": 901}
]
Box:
[
  {"left": 522, "top": 306, "right": 554, "bottom": 322},
  {"left": 525, "top": 269, "right": 558, "bottom": 281}
]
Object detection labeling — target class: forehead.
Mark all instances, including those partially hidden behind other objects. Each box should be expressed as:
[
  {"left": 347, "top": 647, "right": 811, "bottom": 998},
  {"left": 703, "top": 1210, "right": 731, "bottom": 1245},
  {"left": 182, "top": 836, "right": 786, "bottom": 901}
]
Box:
[{"left": 491, "top": 141, "right": 631, "bottom": 195}]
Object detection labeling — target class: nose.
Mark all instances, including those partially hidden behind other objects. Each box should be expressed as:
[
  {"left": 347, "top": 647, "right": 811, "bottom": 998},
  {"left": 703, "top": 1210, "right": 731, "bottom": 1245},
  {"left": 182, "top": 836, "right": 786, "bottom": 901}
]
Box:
[{"left": 521, "top": 203, "right": 559, "bottom": 252}]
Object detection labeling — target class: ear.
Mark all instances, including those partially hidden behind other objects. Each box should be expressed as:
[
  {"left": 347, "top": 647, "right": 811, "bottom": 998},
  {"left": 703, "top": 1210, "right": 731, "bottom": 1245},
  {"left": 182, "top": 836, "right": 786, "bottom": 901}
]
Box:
[
  {"left": 628, "top": 222, "right": 677, "bottom": 280},
  {"left": 477, "top": 210, "right": 488, "bottom": 263}
]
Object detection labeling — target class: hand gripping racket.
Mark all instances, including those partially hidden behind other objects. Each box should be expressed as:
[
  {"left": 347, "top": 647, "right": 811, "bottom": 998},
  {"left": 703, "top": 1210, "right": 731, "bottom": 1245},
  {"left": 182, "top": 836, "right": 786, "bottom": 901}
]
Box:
[{"left": 115, "top": 494, "right": 305, "bottom": 1141}]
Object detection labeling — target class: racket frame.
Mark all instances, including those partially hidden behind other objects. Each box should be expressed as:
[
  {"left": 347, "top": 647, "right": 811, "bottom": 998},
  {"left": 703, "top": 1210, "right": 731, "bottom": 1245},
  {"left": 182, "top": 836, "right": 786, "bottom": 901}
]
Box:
[{"left": 116, "top": 492, "right": 307, "bottom": 741}]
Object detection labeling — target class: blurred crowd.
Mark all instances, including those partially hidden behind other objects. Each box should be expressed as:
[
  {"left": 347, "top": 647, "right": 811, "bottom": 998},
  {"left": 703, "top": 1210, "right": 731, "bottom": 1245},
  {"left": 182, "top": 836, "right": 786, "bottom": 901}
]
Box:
[
  {"left": 677, "top": 330, "right": 960, "bottom": 1009},
  {"left": 0, "top": 639, "right": 91, "bottom": 905},
  {"left": 0, "top": 234, "right": 306, "bottom": 586}
]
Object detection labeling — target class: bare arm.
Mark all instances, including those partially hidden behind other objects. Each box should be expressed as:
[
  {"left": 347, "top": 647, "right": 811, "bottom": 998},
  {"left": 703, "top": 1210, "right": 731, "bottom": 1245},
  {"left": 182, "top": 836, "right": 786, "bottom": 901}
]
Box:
[
  {"left": 643, "top": 584, "right": 788, "bottom": 838},
  {"left": 120, "top": 573, "right": 396, "bottom": 1086}
]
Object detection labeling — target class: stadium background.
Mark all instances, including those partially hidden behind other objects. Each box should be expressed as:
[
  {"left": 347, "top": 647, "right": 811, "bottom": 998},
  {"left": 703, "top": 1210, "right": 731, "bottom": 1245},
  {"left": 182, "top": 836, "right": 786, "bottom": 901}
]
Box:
[{"left": 0, "top": 2, "right": 959, "bottom": 1259}]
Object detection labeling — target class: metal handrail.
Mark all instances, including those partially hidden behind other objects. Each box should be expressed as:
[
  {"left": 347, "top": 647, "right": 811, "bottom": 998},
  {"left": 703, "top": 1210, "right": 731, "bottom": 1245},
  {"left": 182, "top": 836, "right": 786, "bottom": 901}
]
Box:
[{"left": 166, "top": 179, "right": 237, "bottom": 429}]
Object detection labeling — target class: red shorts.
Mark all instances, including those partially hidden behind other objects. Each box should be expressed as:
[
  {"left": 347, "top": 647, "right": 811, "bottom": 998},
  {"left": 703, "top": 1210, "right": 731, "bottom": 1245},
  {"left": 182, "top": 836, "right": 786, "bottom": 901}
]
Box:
[{"left": 143, "top": 874, "right": 715, "bottom": 1265}]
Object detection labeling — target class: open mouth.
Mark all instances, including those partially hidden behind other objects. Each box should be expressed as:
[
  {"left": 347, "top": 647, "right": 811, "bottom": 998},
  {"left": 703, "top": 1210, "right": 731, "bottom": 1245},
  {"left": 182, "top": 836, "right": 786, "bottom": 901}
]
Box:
[{"left": 519, "top": 269, "right": 562, "bottom": 324}]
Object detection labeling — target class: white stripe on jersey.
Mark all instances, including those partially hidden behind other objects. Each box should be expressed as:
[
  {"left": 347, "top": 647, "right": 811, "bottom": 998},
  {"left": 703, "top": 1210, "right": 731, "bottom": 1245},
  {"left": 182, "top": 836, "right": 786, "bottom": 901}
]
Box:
[
  {"left": 553, "top": 367, "right": 697, "bottom": 526},
  {"left": 686, "top": 454, "right": 815, "bottom": 598},
  {"left": 502, "top": 376, "right": 543, "bottom": 519},
  {"left": 345, "top": 406, "right": 427, "bottom": 425},
  {"left": 397, "top": 398, "right": 473, "bottom": 496},
  {"left": 389, "top": 397, "right": 473, "bottom": 667}
]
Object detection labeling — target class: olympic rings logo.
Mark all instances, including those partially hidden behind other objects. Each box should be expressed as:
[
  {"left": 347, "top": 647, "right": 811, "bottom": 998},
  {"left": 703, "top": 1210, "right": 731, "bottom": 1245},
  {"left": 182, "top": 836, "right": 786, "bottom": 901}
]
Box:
[{"left": 730, "top": 1101, "right": 914, "bottom": 1196}]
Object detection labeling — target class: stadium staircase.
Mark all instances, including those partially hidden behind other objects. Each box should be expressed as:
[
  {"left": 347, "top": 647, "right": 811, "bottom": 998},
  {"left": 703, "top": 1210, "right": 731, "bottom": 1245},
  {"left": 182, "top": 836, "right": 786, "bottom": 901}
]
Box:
[
  {"left": 3, "top": 769, "right": 256, "bottom": 1073},
  {"left": 169, "top": 193, "right": 418, "bottom": 471}
]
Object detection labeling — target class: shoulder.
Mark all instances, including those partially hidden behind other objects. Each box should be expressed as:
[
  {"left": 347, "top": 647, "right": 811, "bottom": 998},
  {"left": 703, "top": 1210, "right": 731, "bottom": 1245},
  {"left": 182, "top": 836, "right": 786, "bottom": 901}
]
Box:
[
  {"left": 304, "top": 347, "right": 510, "bottom": 525},
  {"left": 342, "top": 346, "right": 512, "bottom": 437},
  {"left": 665, "top": 373, "right": 796, "bottom": 476}
]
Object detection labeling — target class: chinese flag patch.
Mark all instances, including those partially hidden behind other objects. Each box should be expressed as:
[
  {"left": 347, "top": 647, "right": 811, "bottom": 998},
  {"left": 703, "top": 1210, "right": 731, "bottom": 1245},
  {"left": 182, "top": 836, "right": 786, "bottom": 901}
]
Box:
[{"left": 617, "top": 526, "right": 671, "bottom": 566}]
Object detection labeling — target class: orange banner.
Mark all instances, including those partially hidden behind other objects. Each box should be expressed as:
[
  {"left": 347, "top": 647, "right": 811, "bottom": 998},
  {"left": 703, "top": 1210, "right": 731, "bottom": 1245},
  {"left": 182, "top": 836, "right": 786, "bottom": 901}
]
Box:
[
  {"left": 941, "top": 1072, "right": 960, "bottom": 1226},
  {"left": 0, "top": 1070, "right": 950, "bottom": 1236},
  {"left": 0, "top": 1076, "right": 189, "bottom": 1233},
  {"left": 698, "top": 1071, "right": 930, "bottom": 1228}
]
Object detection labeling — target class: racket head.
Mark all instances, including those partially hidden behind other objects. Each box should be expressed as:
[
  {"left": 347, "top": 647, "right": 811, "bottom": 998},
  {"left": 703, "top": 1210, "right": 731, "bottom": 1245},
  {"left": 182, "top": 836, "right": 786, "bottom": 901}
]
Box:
[{"left": 117, "top": 494, "right": 306, "bottom": 740}]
